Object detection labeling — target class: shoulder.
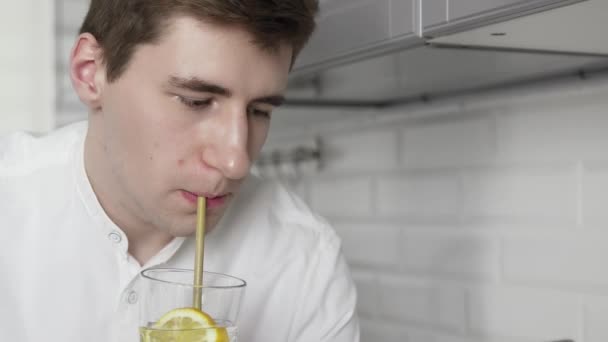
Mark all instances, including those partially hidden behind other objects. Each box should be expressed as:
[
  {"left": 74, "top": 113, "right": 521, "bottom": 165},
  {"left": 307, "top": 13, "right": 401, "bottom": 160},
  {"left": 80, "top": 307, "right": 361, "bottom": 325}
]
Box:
[
  {"left": 0, "top": 121, "right": 86, "bottom": 178},
  {"left": 237, "top": 175, "right": 341, "bottom": 249},
  {"left": 234, "top": 179, "right": 359, "bottom": 341},
  {"left": 210, "top": 175, "right": 343, "bottom": 275},
  {"left": 0, "top": 122, "right": 87, "bottom": 219}
]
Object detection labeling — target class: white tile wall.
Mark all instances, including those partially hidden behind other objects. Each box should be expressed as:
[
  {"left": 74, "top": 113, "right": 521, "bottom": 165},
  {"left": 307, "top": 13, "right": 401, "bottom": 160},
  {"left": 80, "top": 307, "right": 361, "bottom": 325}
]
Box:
[
  {"left": 467, "top": 287, "right": 580, "bottom": 340},
  {"left": 503, "top": 233, "right": 608, "bottom": 288},
  {"left": 377, "top": 173, "right": 463, "bottom": 220},
  {"left": 360, "top": 319, "right": 411, "bottom": 342},
  {"left": 323, "top": 128, "right": 400, "bottom": 173},
  {"left": 309, "top": 177, "right": 374, "bottom": 217},
  {"left": 264, "top": 72, "right": 608, "bottom": 341},
  {"left": 582, "top": 163, "right": 608, "bottom": 228},
  {"left": 584, "top": 296, "right": 608, "bottom": 342},
  {"left": 378, "top": 276, "right": 466, "bottom": 331},
  {"left": 495, "top": 98, "right": 608, "bottom": 163},
  {"left": 402, "top": 233, "right": 499, "bottom": 280},
  {"left": 400, "top": 114, "right": 496, "bottom": 168},
  {"left": 461, "top": 166, "right": 578, "bottom": 226},
  {"left": 333, "top": 222, "right": 402, "bottom": 268}
]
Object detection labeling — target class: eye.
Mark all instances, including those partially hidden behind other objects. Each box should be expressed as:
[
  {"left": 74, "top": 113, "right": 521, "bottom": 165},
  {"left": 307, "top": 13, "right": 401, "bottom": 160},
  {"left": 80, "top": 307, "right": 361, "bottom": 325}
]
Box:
[
  {"left": 177, "top": 96, "right": 212, "bottom": 110},
  {"left": 248, "top": 107, "right": 272, "bottom": 119}
]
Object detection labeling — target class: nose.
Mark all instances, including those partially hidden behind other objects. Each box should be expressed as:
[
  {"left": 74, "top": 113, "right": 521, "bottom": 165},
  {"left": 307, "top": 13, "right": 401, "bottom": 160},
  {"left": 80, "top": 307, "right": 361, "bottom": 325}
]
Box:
[{"left": 201, "top": 106, "right": 251, "bottom": 180}]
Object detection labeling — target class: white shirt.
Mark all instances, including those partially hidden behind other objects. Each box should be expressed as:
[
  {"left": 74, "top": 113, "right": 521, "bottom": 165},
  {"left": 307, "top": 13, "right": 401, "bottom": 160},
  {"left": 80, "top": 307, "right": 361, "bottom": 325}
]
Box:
[{"left": 0, "top": 122, "right": 359, "bottom": 342}]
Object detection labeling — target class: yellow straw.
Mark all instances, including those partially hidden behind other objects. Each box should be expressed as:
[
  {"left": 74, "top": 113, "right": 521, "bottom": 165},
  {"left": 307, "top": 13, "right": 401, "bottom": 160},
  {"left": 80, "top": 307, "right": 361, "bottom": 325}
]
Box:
[{"left": 193, "top": 196, "right": 206, "bottom": 309}]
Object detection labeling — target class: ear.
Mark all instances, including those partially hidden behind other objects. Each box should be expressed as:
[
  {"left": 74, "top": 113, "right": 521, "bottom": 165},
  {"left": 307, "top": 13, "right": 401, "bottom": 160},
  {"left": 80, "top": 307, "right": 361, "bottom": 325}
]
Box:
[{"left": 69, "top": 33, "right": 106, "bottom": 111}]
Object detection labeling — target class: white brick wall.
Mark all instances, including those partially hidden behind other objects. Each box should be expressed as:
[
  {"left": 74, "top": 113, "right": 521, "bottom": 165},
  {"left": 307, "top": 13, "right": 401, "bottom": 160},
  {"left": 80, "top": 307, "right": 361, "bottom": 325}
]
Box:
[
  {"left": 582, "top": 163, "right": 608, "bottom": 228},
  {"left": 584, "top": 296, "right": 608, "bottom": 342},
  {"left": 378, "top": 276, "right": 466, "bottom": 332},
  {"left": 402, "top": 233, "right": 499, "bottom": 280},
  {"left": 324, "top": 128, "right": 400, "bottom": 173},
  {"left": 503, "top": 232, "right": 608, "bottom": 288},
  {"left": 461, "top": 166, "right": 578, "bottom": 226},
  {"left": 400, "top": 114, "right": 496, "bottom": 168},
  {"left": 310, "top": 177, "right": 374, "bottom": 218},
  {"left": 265, "top": 72, "right": 608, "bottom": 341},
  {"left": 377, "top": 173, "right": 463, "bottom": 220},
  {"left": 334, "top": 222, "right": 402, "bottom": 268},
  {"left": 467, "top": 287, "right": 580, "bottom": 341}
]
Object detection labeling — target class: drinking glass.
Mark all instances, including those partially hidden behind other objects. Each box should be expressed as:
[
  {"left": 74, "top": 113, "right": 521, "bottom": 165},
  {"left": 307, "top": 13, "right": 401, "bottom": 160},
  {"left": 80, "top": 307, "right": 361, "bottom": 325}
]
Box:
[{"left": 139, "top": 268, "right": 246, "bottom": 342}]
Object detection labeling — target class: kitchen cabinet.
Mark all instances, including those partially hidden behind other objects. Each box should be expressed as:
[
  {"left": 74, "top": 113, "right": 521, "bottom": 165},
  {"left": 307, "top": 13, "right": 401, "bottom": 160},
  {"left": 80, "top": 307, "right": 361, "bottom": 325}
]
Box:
[
  {"left": 293, "top": 0, "right": 586, "bottom": 75},
  {"left": 421, "top": 0, "right": 448, "bottom": 29},
  {"left": 450, "top": 0, "right": 529, "bottom": 21},
  {"left": 293, "top": 0, "right": 420, "bottom": 74},
  {"left": 424, "top": 0, "right": 587, "bottom": 36}
]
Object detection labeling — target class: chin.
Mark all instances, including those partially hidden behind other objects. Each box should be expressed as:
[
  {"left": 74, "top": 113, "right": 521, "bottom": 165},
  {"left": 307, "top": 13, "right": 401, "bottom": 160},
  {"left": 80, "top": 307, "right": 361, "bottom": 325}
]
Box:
[
  {"left": 171, "top": 223, "right": 217, "bottom": 238},
  {"left": 173, "top": 230, "right": 196, "bottom": 238}
]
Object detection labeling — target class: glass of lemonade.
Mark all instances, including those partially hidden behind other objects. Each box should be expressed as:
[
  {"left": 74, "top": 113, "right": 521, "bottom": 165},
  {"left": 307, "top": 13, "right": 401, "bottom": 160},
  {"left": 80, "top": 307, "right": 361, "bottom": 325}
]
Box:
[{"left": 139, "top": 268, "right": 246, "bottom": 342}]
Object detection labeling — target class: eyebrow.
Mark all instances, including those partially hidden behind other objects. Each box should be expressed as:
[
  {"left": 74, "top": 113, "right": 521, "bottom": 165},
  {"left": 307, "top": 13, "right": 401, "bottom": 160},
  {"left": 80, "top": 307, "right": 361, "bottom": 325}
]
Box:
[
  {"left": 168, "top": 75, "right": 285, "bottom": 107},
  {"left": 254, "top": 95, "right": 285, "bottom": 107},
  {"left": 168, "top": 76, "right": 231, "bottom": 96}
]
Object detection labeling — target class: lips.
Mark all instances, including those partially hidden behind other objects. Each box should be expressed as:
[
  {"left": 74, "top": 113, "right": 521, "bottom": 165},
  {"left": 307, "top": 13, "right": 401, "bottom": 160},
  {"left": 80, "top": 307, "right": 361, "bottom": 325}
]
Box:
[{"left": 181, "top": 190, "right": 229, "bottom": 209}]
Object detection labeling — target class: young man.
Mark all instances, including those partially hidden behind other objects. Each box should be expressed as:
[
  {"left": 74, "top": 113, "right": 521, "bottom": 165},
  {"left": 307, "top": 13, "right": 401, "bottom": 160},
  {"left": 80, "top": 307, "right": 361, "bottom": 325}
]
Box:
[{"left": 0, "top": 1, "right": 359, "bottom": 341}]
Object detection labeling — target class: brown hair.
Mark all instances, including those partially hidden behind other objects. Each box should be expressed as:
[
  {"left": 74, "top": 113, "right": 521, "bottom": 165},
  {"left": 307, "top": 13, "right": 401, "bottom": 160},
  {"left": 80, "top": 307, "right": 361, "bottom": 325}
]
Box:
[{"left": 79, "top": 0, "right": 319, "bottom": 82}]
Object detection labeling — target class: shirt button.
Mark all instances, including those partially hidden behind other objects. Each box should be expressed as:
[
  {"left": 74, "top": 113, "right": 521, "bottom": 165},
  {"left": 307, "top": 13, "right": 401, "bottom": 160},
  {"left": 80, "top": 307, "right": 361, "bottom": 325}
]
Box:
[
  {"left": 108, "top": 231, "right": 122, "bottom": 244},
  {"left": 127, "top": 290, "right": 138, "bottom": 304}
]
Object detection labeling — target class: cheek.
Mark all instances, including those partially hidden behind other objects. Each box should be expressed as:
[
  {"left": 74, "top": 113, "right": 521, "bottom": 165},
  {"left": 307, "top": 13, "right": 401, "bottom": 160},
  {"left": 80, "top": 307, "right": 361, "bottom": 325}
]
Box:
[
  {"left": 103, "top": 108, "right": 166, "bottom": 184},
  {"left": 102, "top": 99, "right": 152, "bottom": 159}
]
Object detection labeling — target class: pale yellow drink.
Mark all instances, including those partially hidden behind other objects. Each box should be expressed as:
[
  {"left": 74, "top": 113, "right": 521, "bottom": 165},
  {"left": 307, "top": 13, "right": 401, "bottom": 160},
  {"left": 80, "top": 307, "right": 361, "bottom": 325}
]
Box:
[
  {"left": 139, "top": 325, "right": 235, "bottom": 342},
  {"left": 139, "top": 307, "right": 234, "bottom": 342}
]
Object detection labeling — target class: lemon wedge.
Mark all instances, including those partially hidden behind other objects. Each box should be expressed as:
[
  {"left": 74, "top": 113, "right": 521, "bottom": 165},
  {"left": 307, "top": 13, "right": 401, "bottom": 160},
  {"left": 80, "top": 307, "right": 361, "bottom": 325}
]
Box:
[{"left": 140, "top": 307, "right": 229, "bottom": 342}]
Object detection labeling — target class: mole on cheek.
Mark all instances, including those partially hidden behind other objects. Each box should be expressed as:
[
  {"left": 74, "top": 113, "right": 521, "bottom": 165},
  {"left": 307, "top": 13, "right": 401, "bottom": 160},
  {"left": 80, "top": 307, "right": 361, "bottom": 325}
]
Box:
[{"left": 178, "top": 159, "right": 185, "bottom": 167}]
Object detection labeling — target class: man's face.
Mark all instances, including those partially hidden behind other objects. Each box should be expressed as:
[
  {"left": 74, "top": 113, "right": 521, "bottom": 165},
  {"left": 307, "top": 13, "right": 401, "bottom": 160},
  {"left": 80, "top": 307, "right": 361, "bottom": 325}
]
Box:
[{"left": 88, "top": 17, "right": 292, "bottom": 237}]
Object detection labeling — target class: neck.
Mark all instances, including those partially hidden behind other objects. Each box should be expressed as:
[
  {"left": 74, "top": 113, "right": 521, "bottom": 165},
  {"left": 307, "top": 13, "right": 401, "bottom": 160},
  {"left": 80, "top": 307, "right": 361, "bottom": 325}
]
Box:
[
  {"left": 127, "top": 232, "right": 175, "bottom": 266},
  {"left": 83, "top": 129, "right": 173, "bottom": 265}
]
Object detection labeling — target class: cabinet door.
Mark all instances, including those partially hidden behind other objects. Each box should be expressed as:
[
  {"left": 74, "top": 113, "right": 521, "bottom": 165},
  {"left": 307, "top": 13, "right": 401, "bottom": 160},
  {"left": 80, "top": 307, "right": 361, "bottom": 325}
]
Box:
[
  {"left": 296, "top": 0, "right": 391, "bottom": 68},
  {"left": 390, "top": 0, "right": 417, "bottom": 38},
  {"left": 422, "top": 0, "right": 448, "bottom": 29},
  {"left": 424, "top": 0, "right": 586, "bottom": 36},
  {"left": 294, "top": 0, "right": 418, "bottom": 71},
  {"left": 449, "top": 0, "right": 526, "bottom": 21}
]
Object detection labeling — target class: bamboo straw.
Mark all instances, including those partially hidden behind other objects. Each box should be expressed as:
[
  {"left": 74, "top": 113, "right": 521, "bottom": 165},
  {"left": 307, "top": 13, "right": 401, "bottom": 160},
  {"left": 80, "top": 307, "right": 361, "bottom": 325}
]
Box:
[{"left": 193, "top": 196, "right": 206, "bottom": 309}]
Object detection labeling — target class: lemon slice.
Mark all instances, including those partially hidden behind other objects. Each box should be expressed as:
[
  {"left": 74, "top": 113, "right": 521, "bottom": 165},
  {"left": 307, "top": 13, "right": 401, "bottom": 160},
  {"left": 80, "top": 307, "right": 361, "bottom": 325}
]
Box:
[
  {"left": 143, "top": 307, "right": 229, "bottom": 342},
  {"left": 153, "top": 307, "right": 217, "bottom": 330}
]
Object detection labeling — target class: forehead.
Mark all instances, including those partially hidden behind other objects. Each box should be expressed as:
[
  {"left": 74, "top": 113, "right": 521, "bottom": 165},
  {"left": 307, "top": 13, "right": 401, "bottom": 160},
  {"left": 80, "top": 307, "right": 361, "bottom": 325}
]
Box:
[{"left": 126, "top": 16, "right": 293, "bottom": 96}]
